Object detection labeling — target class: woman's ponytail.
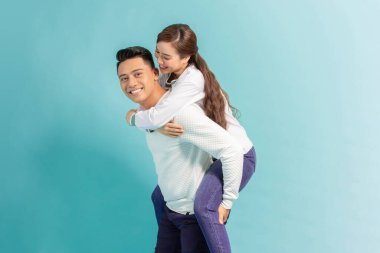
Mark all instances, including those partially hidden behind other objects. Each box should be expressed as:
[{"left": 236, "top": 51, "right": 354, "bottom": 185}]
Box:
[{"left": 157, "top": 24, "right": 239, "bottom": 129}]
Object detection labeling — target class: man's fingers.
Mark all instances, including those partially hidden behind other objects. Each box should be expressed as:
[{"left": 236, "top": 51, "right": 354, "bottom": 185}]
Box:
[
  {"left": 219, "top": 214, "right": 224, "bottom": 224},
  {"left": 218, "top": 206, "right": 231, "bottom": 225},
  {"left": 167, "top": 123, "right": 184, "bottom": 130},
  {"left": 218, "top": 210, "right": 227, "bottom": 224},
  {"left": 164, "top": 129, "right": 181, "bottom": 136},
  {"left": 171, "top": 129, "right": 184, "bottom": 134},
  {"left": 168, "top": 127, "right": 184, "bottom": 132},
  {"left": 165, "top": 127, "right": 183, "bottom": 133}
]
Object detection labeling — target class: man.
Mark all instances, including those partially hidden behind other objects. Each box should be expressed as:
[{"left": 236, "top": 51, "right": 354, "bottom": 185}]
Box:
[{"left": 116, "top": 46, "right": 243, "bottom": 253}]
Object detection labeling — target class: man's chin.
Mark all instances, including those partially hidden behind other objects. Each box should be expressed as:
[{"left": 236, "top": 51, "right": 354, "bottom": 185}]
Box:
[{"left": 127, "top": 95, "right": 144, "bottom": 104}]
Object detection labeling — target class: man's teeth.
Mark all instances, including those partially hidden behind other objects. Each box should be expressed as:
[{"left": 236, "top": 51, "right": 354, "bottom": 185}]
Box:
[{"left": 130, "top": 88, "right": 142, "bottom": 94}]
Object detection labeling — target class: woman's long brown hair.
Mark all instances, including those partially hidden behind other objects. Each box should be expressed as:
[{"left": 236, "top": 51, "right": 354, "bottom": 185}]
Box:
[{"left": 157, "top": 24, "right": 238, "bottom": 129}]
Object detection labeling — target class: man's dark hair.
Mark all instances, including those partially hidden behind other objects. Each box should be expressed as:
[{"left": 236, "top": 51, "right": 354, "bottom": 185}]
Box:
[{"left": 116, "top": 46, "right": 155, "bottom": 70}]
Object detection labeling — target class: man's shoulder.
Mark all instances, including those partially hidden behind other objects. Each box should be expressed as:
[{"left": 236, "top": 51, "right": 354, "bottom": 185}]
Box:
[
  {"left": 174, "top": 104, "right": 206, "bottom": 124},
  {"left": 174, "top": 104, "right": 224, "bottom": 136},
  {"left": 177, "top": 104, "right": 204, "bottom": 115}
]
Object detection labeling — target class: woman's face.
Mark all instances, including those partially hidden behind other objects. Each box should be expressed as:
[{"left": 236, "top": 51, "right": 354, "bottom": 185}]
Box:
[{"left": 155, "top": 41, "right": 190, "bottom": 77}]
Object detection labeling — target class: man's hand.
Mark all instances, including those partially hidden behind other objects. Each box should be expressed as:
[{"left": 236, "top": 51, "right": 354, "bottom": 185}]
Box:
[
  {"left": 157, "top": 120, "right": 184, "bottom": 137},
  {"left": 126, "top": 109, "right": 137, "bottom": 125},
  {"left": 218, "top": 205, "right": 231, "bottom": 224}
]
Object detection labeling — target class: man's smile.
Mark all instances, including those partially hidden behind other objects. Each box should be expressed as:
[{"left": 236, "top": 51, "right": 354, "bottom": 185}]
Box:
[{"left": 128, "top": 87, "right": 144, "bottom": 96}]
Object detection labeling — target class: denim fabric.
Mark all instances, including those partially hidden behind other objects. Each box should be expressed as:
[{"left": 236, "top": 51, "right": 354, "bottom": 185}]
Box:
[{"left": 155, "top": 206, "right": 210, "bottom": 253}]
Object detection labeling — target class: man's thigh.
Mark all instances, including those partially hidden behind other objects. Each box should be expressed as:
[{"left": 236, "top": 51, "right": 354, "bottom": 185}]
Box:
[
  {"left": 168, "top": 211, "right": 210, "bottom": 253},
  {"left": 155, "top": 208, "right": 181, "bottom": 253}
]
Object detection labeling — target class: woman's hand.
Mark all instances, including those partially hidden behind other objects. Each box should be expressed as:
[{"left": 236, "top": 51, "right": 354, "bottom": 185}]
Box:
[
  {"left": 126, "top": 109, "right": 137, "bottom": 125},
  {"left": 218, "top": 205, "right": 231, "bottom": 224},
  {"left": 157, "top": 120, "right": 184, "bottom": 137}
]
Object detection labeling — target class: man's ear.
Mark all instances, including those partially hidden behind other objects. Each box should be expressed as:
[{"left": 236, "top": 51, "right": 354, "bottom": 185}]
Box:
[{"left": 153, "top": 67, "right": 159, "bottom": 80}]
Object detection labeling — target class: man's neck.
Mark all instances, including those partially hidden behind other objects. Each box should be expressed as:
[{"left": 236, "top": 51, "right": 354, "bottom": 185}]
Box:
[{"left": 140, "top": 85, "right": 166, "bottom": 109}]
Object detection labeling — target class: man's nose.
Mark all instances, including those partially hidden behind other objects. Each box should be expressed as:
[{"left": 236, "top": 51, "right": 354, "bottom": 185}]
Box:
[{"left": 128, "top": 77, "right": 138, "bottom": 86}]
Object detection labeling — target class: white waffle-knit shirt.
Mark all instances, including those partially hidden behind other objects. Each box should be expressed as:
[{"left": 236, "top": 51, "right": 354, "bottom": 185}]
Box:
[
  {"left": 145, "top": 94, "right": 244, "bottom": 214},
  {"left": 135, "top": 64, "right": 253, "bottom": 153}
]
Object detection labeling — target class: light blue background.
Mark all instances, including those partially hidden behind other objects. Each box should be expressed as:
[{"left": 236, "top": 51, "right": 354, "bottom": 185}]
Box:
[{"left": 1, "top": 0, "right": 379, "bottom": 252}]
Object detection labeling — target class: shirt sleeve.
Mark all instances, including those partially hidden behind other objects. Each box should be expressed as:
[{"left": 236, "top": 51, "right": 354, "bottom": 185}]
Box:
[
  {"left": 176, "top": 106, "right": 244, "bottom": 209},
  {"left": 134, "top": 72, "right": 205, "bottom": 129}
]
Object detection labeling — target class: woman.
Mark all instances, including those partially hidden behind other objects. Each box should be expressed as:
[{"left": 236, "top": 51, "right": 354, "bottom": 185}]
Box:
[{"left": 127, "top": 24, "right": 256, "bottom": 253}]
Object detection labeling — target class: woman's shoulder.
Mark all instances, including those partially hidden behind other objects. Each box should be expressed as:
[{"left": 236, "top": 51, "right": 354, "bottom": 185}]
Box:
[{"left": 180, "top": 64, "right": 204, "bottom": 83}]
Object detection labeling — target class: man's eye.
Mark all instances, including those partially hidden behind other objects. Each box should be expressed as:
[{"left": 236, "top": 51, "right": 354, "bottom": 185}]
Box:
[
  {"left": 135, "top": 73, "right": 142, "bottom": 77},
  {"left": 163, "top": 57, "right": 170, "bottom": 61},
  {"left": 121, "top": 77, "right": 128, "bottom": 81}
]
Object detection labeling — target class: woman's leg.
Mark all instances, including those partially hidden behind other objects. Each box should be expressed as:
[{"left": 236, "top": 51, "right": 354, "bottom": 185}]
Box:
[
  {"left": 194, "top": 147, "right": 256, "bottom": 253},
  {"left": 239, "top": 147, "right": 256, "bottom": 191}
]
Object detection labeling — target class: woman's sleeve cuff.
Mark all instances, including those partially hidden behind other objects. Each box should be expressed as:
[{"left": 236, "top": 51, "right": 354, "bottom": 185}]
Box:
[{"left": 130, "top": 113, "right": 136, "bottom": 126}]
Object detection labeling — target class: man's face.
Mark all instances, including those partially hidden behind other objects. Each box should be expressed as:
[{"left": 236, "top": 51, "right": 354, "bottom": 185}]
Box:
[{"left": 117, "top": 57, "right": 158, "bottom": 105}]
